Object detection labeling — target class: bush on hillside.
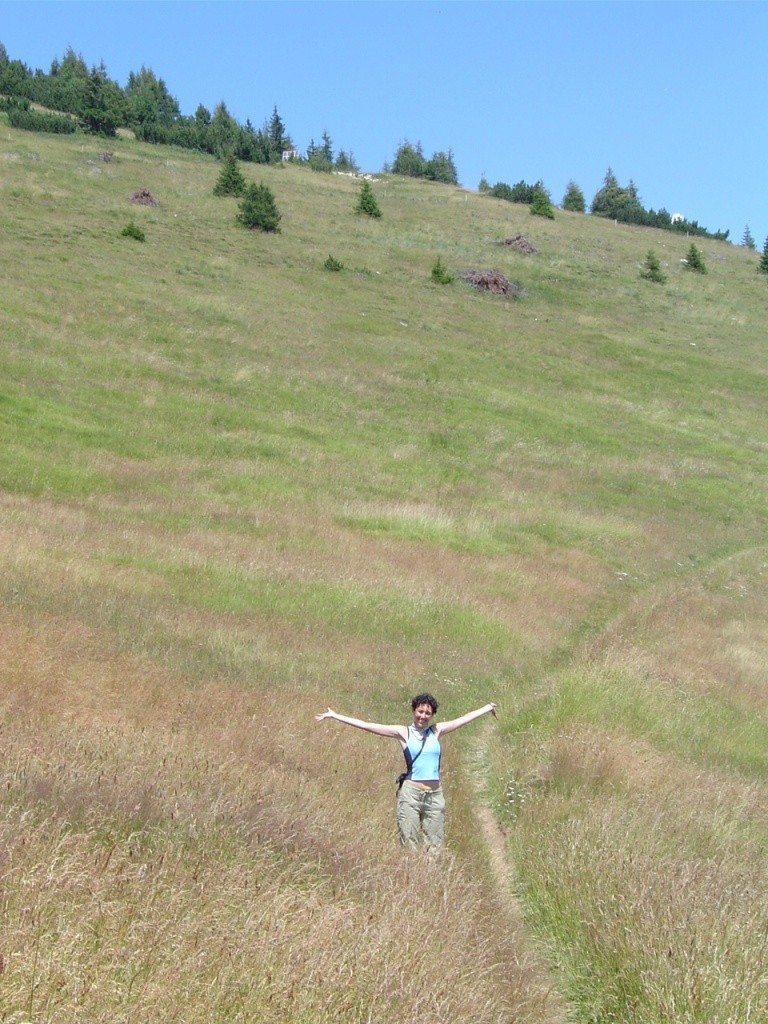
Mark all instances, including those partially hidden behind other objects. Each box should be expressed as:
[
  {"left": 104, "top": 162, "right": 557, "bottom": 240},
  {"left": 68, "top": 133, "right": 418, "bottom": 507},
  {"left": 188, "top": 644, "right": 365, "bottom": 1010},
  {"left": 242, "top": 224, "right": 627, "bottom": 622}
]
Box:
[
  {"left": 530, "top": 186, "right": 555, "bottom": 219},
  {"left": 7, "top": 106, "right": 76, "bottom": 133},
  {"left": 640, "top": 249, "right": 666, "bottom": 284},
  {"left": 355, "top": 179, "right": 382, "bottom": 218},
  {"left": 213, "top": 153, "right": 247, "bottom": 197},
  {"left": 683, "top": 243, "right": 707, "bottom": 274},
  {"left": 431, "top": 257, "right": 454, "bottom": 284},
  {"left": 0, "top": 95, "right": 30, "bottom": 112},
  {"left": 121, "top": 220, "right": 145, "bottom": 242},
  {"left": 237, "top": 182, "right": 281, "bottom": 232},
  {"left": 323, "top": 254, "right": 344, "bottom": 271}
]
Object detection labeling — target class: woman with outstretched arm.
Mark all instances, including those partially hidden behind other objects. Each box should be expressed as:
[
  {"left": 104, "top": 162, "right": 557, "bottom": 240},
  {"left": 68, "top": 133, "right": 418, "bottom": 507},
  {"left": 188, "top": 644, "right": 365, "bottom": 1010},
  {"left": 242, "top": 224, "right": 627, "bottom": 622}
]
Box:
[{"left": 315, "top": 693, "right": 497, "bottom": 852}]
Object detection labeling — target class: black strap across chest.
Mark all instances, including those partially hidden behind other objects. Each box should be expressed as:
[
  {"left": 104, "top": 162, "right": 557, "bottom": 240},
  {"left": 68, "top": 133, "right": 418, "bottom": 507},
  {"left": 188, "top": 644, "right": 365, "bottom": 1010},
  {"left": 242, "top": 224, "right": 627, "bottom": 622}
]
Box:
[{"left": 397, "top": 727, "right": 430, "bottom": 790}]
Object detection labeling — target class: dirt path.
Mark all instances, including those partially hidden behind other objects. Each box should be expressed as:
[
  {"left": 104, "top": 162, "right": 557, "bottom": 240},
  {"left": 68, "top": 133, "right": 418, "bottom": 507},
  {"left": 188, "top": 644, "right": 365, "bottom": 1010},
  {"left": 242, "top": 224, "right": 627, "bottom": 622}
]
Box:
[{"left": 470, "top": 735, "right": 571, "bottom": 1024}]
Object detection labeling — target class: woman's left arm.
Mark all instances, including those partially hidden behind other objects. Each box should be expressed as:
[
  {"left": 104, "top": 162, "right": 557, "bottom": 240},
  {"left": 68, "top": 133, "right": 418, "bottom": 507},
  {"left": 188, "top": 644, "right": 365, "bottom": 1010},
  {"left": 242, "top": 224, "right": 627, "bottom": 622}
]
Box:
[{"left": 434, "top": 703, "right": 497, "bottom": 737}]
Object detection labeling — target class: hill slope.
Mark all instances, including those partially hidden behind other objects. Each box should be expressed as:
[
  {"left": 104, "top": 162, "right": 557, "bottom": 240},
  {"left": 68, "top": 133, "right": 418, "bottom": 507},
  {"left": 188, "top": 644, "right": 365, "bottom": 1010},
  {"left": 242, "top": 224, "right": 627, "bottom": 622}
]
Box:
[{"left": 1, "top": 125, "right": 767, "bottom": 1024}]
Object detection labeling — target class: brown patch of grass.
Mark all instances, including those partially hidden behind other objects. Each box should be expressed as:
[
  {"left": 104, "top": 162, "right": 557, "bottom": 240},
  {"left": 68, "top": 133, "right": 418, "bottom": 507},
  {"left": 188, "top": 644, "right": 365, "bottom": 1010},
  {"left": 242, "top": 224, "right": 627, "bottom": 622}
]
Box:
[{"left": 0, "top": 605, "right": 563, "bottom": 1023}]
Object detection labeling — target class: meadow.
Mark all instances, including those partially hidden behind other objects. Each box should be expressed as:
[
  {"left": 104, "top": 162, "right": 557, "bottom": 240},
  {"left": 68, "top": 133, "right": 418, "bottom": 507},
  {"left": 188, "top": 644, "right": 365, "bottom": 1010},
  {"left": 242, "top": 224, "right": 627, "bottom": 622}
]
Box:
[{"left": 1, "top": 122, "right": 766, "bottom": 1023}]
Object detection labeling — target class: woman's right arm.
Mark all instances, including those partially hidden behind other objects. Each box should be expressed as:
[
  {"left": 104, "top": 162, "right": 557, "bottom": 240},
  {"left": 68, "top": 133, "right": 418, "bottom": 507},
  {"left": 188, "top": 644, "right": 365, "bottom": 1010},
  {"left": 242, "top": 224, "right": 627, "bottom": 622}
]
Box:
[{"left": 315, "top": 708, "right": 406, "bottom": 741}]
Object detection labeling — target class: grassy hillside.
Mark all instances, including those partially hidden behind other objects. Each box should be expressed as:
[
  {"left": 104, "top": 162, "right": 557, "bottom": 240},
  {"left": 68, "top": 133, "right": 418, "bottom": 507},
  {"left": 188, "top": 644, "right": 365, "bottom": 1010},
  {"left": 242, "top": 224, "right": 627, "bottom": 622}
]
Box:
[{"left": 1, "top": 123, "right": 767, "bottom": 1024}]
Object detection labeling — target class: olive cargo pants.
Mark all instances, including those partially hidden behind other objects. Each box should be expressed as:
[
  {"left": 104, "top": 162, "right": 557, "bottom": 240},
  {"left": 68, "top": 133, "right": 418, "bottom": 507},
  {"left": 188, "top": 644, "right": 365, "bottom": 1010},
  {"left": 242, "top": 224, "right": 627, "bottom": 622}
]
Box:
[{"left": 396, "top": 783, "right": 445, "bottom": 851}]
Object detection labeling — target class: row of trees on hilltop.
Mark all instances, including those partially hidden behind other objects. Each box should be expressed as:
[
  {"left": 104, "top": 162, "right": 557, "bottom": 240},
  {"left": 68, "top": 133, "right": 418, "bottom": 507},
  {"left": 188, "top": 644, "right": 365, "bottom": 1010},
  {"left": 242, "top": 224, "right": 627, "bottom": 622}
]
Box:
[
  {"left": 480, "top": 168, "right": 728, "bottom": 241},
  {"left": 386, "top": 141, "right": 458, "bottom": 184},
  {"left": 0, "top": 42, "right": 369, "bottom": 174},
  {"left": 0, "top": 42, "right": 741, "bottom": 240},
  {"left": 588, "top": 169, "right": 728, "bottom": 240},
  {"left": 0, "top": 43, "right": 301, "bottom": 164}
]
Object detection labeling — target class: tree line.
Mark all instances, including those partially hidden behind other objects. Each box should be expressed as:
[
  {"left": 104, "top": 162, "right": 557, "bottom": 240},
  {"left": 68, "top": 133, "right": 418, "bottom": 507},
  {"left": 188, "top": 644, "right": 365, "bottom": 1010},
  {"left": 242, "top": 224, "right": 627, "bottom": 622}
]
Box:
[
  {"left": 483, "top": 169, "right": 729, "bottom": 242},
  {"left": 0, "top": 43, "right": 301, "bottom": 163},
  {"left": 0, "top": 42, "right": 738, "bottom": 240}
]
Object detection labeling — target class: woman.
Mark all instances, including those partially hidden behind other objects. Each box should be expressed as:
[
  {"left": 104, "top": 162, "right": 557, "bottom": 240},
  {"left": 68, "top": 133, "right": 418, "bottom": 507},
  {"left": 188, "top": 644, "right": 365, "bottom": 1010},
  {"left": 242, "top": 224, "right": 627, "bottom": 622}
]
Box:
[{"left": 315, "top": 693, "right": 497, "bottom": 852}]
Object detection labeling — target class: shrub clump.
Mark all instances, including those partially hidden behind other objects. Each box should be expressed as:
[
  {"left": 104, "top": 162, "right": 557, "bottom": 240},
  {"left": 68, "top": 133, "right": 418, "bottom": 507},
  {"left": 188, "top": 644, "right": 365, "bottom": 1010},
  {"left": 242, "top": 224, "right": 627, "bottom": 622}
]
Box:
[
  {"left": 121, "top": 221, "right": 146, "bottom": 242},
  {"left": 431, "top": 257, "right": 454, "bottom": 284},
  {"left": 530, "top": 186, "right": 555, "bottom": 219},
  {"left": 640, "top": 250, "right": 666, "bottom": 284},
  {"left": 683, "top": 243, "right": 707, "bottom": 274},
  {"left": 323, "top": 254, "right": 344, "bottom": 272},
  {"left": 237, "top": 182, "right": 281, "bottom": 232},
  {"left": 8, "top": 106, "right": 76, "bottom": 134}
]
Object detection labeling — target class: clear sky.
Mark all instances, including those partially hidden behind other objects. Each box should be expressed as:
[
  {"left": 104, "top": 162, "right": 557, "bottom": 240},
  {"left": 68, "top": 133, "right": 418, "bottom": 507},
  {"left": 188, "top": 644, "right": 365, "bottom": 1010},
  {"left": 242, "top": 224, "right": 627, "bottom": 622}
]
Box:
[{"left": 2, "top": 1, "right": 765, "bottom": 244}]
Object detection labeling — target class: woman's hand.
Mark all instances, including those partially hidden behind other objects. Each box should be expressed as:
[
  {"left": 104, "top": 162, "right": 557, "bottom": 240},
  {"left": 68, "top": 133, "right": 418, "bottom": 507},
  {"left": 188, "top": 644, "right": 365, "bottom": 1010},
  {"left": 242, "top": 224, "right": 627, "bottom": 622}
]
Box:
[{"left": 315, "top": 708, "right": 336, "bottom": 722}]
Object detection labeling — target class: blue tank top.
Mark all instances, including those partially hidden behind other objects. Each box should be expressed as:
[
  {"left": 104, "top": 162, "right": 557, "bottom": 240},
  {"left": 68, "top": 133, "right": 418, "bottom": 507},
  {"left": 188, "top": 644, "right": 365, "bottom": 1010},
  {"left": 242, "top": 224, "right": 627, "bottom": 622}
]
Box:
[{"left": 403, "top": 726, "right": 441, "bottom": 782}]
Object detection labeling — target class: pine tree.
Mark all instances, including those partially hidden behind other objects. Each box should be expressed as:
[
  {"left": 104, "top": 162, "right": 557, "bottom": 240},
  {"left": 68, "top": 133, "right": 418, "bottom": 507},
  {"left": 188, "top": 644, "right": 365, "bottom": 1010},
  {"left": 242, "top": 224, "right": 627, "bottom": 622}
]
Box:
[
  {"left": 213, "top": 153, "right": 247, "bottom": 197},
  {"left": 307, "top": 130, "right": 334, "bottom": 172},
  {"left": 80, "top": 63, "right": 120, "bottom": 136},
  {"left": 530, "top": 185, "right": 555, "bottom": 219},
  {"left": 320, "top": 130, "right": 333, "bottom": 164},
  {"left": 562, "top": 180, "right": 585, "bottom": 213},
  {"left": 684, "top": 243, "right": 706, "bottom": 273},
  {"left": 425, "top": 150, "right": 458, "bottom": 184},
  {"left": 591, "top": 167, "right": 645, "bottom": 223},
  {"left": 237, "top": 182, "right": 281, "bottom": 232},
  {"left": 431, "top": 256, "right": 453, "bottom": 284},
  {"left": 640, "top": 249, "right": 666, "bottom": 284},
  {"left": 392, "top": 140, "right": 426, "bottom": 178},
  {"left": 758, "top": 237, "right": 768, "bottom": 275},
  {"left": 267, "top": 105, "right": 289, "bottom": 160},
  {"left": 742, "top": 224, "right": 756, "bottom": 250},
  {"left": 355, "top": 179, "right": 382, "bottom": 218},
  {"left": 334, "top": 149, "right": 358, "bottom": 173}
]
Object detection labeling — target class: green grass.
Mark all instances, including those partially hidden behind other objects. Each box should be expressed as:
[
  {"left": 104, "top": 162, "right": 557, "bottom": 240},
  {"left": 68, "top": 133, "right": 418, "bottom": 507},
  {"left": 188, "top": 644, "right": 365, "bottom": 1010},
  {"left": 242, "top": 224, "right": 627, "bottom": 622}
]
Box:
[{"left": 2, "top": 122, "right": 768, "bottom": 1024}]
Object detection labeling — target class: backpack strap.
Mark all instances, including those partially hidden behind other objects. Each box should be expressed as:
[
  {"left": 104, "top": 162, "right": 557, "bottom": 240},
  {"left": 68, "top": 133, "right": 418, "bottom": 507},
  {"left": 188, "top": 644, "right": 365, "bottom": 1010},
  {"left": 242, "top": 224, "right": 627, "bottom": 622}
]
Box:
[{"left": 397, "top": 727, "right": 429, "bottom": 790}]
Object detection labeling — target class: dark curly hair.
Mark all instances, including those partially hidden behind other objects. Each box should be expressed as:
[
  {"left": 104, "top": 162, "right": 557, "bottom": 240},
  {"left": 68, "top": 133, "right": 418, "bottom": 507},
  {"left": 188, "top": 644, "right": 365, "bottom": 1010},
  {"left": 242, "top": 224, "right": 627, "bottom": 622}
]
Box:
[{"left": 411, "top": 693, "right": 438, "bottom": 714}]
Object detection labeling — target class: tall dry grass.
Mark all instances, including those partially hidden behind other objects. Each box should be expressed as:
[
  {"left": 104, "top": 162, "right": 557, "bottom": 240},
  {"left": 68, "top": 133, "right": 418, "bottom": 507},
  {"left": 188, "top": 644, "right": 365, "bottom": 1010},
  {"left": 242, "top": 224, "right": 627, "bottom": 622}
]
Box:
[
  {"left": 493, "top": 552, "right": 768, "bottom": 1023},
  {"left": 0, "top": 606, "right": 560, "bottom": 1024}
]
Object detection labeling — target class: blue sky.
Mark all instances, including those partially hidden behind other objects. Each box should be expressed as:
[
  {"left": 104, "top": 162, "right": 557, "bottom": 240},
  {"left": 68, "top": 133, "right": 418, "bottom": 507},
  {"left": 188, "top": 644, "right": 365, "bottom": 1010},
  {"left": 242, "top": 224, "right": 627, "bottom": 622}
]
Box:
[{"left": 2, "top": 1, "right": 765, "bottom": 244}]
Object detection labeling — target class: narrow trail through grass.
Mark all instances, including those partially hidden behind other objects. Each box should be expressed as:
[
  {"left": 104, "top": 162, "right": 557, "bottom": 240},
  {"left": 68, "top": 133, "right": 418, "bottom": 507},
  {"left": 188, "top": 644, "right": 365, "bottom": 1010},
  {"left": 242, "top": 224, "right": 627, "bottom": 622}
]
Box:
[{"left": 468, "top": 727, "right": 571, "bottom": 1024}]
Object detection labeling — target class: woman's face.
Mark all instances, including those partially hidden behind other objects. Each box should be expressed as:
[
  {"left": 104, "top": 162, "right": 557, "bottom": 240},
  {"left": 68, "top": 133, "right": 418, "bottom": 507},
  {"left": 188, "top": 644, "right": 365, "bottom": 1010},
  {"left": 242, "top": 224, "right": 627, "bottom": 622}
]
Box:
[{"left": 412, "top": 703, "right": 434, "bottom": 729}]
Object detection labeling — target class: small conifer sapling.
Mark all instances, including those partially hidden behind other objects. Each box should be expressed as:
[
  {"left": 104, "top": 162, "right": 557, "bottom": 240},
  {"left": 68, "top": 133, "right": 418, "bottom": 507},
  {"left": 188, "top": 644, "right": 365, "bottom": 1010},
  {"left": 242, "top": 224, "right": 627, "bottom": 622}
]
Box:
[
  {"left": 431, "top": 257, "right": 454, "bottom": 284},
  {"left": 214, "top": 154, "right": 247, "bottom": 197},
  {"left": 237, "top": 182, "right": 281, "bottom": 232},
  {"left": 640, "top": 249, "right": 666, "bottom": 284},
  {"left": 683, "top": 243, "right": 706, "bottom": 274},
  {"left": 355, "top": 180, "right": 382, "bottom": 218}
]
